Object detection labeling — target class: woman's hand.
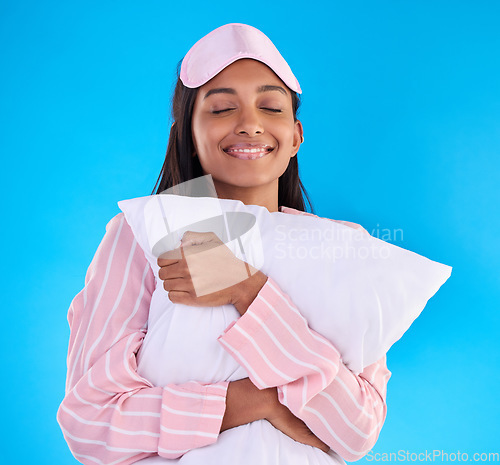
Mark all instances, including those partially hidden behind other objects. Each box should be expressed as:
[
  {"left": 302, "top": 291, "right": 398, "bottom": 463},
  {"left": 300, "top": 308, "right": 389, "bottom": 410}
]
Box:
[
  {"left": 266, "top": 396, "right": 330, "bottom": 453},
  {"left": 157, "top": 231, "right": 267, "bottom": 314},
  {"left": 221, "top": 379, "right": 329, "bottom": 453}
]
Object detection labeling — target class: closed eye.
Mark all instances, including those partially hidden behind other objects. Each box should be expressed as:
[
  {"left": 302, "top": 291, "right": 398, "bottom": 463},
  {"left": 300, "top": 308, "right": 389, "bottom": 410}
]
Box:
[
  {"left": 211, "top": 108, "right": 236, "bottom": 114},
  {"left": 212, "top": 107, "right": 282, "bottom": 114}
]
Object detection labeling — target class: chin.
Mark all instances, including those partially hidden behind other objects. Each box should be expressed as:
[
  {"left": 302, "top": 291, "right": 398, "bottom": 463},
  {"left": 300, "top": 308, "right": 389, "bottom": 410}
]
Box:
[{"left": 214, "top": 174, "right": 275, "bottom": 189}]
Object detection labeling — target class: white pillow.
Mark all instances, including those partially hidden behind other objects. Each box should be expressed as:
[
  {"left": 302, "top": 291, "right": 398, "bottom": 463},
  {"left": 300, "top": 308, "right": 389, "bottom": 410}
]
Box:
[{"left": 118, "top": 194, "right": 452, "bottom": 375}]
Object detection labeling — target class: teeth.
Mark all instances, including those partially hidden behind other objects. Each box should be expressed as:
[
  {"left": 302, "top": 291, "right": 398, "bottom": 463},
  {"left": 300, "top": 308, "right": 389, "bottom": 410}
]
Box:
[
  {"left": 227, "top": 148, "right": 268, "bottom": 153},
  {"left": 224, "top": 146, "right": 274, "bottom": 160}
]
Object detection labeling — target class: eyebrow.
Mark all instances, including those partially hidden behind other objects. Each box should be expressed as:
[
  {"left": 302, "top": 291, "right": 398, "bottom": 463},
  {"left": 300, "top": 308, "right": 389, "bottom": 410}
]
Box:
[
  {"left": 258, "top": 85, "right": 288, "bottom": 96},
  {"left": 203, "top": 85, "right": 288, "bottom": 100}
]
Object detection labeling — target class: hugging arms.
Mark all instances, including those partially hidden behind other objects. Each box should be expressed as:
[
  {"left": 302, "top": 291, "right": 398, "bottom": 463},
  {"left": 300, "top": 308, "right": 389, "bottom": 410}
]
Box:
[{"left": 57, "top": 212, "right": 390, "bottom": 465}]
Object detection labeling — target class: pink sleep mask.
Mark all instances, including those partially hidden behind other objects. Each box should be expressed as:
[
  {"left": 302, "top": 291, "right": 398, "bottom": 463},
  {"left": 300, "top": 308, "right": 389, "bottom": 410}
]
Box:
[{"left": 180, "top": 23, "right": 302, "bottom": 94}]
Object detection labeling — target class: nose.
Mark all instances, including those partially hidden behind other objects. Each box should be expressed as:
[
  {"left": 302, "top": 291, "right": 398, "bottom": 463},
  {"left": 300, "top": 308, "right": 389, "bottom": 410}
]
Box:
[{"left": 234, "top": 106, "right": 264, "bottom": 137}]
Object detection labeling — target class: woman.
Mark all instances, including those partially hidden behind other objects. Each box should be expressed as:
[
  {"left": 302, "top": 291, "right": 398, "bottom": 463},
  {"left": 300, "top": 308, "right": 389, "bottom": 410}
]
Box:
[{"left": 58, "top": 23, "right": 391, "bottom": 465}]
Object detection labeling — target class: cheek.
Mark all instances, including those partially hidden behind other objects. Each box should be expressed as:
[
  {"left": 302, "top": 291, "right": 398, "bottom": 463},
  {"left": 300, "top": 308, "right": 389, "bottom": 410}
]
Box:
[
  {"left": 192, "top": 122, "right": 227, "bottom": 161},
  {"left": 198, "top": 125, "right": 221, "bottom": 150},
  {"left": 273, "top": 120, "right": 296, "bottom": 145},
  {"left": 192, "top": 118, "right": 214, "bottom": 150}
]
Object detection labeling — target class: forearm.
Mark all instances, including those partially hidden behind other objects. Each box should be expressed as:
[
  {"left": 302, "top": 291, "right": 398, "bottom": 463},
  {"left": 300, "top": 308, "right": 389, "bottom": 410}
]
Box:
[
  {"left": 232, "top": 270, "right": 268, "bottom": 315},
  {"left": 219, "top": 276, "right": 391, "bottom": 459},
  {"left": 281, "top": 355, "right": 390, "bottom": 461},
  {"left": 60, "top": 214, "right": 230, "bottom": 463},
  {"left": 220, "top": 377, "right": 275, "bottom": 432}
]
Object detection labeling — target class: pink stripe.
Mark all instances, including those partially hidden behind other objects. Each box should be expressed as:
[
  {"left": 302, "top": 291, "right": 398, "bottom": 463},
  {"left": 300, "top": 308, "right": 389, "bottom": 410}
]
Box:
[
  {"left": 219, "top": 276, "right": 340, "bottom": 391},
  {"left": 219, "top": 258, "right": 391, "bottom": 461},
  {"left": 59, "top": 208, "right": 391, "bottom": 464},
  {"left": 58, "top": 213, "right": 231, "bottom": 464}
]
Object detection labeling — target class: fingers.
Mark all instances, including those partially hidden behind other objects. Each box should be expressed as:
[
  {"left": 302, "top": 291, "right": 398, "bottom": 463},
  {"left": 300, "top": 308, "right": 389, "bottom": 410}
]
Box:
[
  {"left": 181, "top": 230, "right": 220, "bottom": 247},
  {"left": 156, "top": 230, "right": 235, "bottom": 306},
  {"left": 162, "top": 277, "right": 192, "bottom": 293},
  {"left": 157, "top": 230, "right": 221, "bottom": 266},
  {"left": 158, "top": 259, "right": 188, "bottom": 280},
  {"left": 266, "top": 403, "right": 330, "bottom": 452},
  {"left": 167, "top": 290, "right": 192, "bottom": 305},
  {"left": 158, "top": 249, "right": 194, "bottom": 296},
  {"left": 157, "top": 246, "right": 184, "bottom": 266}
]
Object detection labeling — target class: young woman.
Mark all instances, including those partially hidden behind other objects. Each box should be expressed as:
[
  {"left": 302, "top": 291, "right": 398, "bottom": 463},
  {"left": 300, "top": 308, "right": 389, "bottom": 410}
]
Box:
[{"left": 58, "top": 23, "right": 391, "bottom": 465}]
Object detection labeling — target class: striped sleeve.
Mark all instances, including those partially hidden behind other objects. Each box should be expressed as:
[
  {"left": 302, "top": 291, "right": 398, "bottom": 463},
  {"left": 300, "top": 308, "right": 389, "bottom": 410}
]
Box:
[
  {"left": 218, "top": 277, "right": 390, "bottom": 461},
  {"left": 217, "top": 211, "right": 391, "bottom": 462},
  {"left": 57, "top": 213, "right": 228, "bottom": 465}
]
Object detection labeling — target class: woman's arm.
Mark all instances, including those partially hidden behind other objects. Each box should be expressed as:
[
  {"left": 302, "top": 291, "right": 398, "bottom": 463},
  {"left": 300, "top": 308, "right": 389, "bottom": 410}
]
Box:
[
  {"left": 153, "top": 213, "right": 389, "bottom": 459},
  {"left": 218, "top": 274, "right": 391, "bottom": 462},
  {"left": 57, "top": 213, "right": 229, "bottom": 465},
  {"left": 156, "top": 230, "right": 337, "bottom": 451}
]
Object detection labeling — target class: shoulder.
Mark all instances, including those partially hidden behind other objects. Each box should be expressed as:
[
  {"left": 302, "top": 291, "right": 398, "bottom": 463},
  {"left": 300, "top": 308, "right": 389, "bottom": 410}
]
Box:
[
  {"left": 105, "top": 212, "right": 125, "bottom": 233},
  {"left": 104, "top": 212, "right": 136, "bottom": 237},
  {"left": 280, "top": 206, "right": 370, "bottom": 235},
  {"left": 100, "top": 212, "right": 139, "bottom": 248}
]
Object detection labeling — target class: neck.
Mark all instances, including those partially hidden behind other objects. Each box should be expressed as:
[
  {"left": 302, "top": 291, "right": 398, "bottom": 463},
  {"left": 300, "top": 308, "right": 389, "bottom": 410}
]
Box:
[{"left": 212, "top": 179, "right": 279, "bottom": 213}]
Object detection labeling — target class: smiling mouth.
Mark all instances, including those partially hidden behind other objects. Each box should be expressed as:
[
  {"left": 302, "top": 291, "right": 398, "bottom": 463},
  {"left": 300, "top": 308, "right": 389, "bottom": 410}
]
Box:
[{"left": 223, "top": 145, "right": 275, "bottom": 160}]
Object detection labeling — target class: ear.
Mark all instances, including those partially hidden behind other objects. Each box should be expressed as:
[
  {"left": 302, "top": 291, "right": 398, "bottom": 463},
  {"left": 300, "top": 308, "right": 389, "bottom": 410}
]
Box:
[{"left": 291, "top": 120, "right": 304, "bottom": 158}]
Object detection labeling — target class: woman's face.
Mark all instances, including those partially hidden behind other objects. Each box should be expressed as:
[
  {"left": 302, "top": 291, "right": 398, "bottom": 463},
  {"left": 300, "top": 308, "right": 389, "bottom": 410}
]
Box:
[{"left": 191, "top": 59, "right": 303, "bottom": 199}]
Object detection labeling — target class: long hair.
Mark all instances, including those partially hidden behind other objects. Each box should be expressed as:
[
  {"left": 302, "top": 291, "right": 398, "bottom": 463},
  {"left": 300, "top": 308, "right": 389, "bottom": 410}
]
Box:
[{"left": 151, "top": 62, "right": 315, "bottom": 213}]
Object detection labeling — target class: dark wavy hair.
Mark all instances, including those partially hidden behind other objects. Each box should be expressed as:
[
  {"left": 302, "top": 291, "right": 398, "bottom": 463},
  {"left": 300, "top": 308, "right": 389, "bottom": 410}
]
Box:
[{"left": 151, "top": 61, "right": 315, "bottom": 213}]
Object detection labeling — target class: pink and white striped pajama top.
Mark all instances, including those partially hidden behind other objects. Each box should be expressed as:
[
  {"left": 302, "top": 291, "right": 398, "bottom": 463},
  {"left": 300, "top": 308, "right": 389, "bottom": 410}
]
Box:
[{"left": 57, "top": 206, "right": 391, "bottom": 465}]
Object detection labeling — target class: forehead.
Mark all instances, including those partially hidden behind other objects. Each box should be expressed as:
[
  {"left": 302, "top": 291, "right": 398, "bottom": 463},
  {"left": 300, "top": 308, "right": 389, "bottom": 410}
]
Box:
[{"left": 200, "top": 58, "right": 288, "bottom": 92}]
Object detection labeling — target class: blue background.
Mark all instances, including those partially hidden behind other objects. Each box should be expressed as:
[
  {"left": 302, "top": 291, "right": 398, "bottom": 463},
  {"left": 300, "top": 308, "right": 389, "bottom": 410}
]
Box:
[{"left": 1, "top": 0, "right": 499, "bottom": 463}]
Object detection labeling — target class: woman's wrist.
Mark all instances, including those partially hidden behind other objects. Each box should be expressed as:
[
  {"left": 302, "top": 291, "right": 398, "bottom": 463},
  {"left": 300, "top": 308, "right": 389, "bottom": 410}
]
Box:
[
  {"left": 220, "top": 378, "right": 277, "bottom": 432},
  {"left": 231, "top": 270, "right": 268, "bottom": 315}
]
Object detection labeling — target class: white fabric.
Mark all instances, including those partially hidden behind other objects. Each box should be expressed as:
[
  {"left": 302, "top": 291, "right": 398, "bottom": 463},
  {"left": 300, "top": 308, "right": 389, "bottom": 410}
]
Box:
[
  {"left": 117, "top": 194, "right": 452, "bottom": 376},
  {"left": 135, "top": 421, "right": 343, "bottom": 464}
]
